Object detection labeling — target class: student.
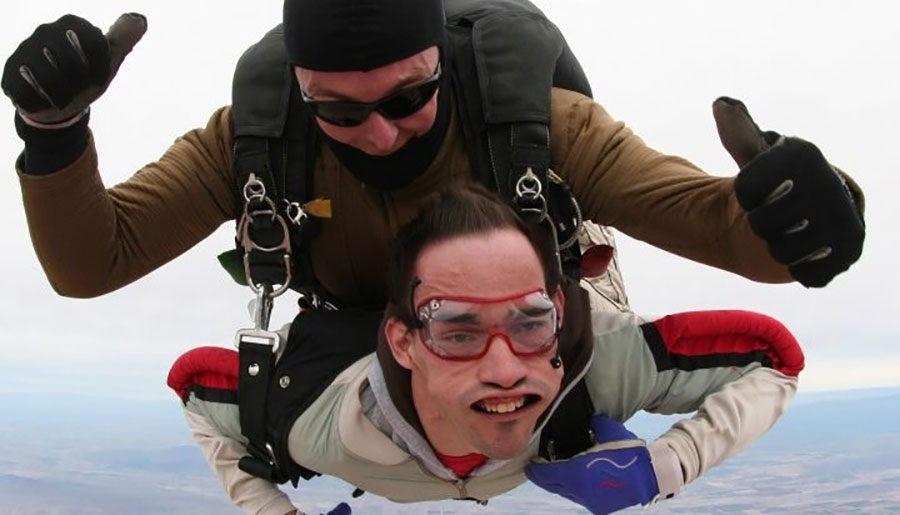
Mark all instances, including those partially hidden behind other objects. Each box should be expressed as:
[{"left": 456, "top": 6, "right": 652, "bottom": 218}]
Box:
[{"left": 168, "top": 185, "right": 804, "bottom": 514}]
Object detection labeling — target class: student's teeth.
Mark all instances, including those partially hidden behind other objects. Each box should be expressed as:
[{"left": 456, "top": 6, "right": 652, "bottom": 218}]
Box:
[{"left": 479, "top": 397, "right": 526, "bottom": 413}]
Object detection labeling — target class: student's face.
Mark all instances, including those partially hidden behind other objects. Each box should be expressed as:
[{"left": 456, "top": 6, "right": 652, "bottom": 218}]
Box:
[
  {"left": 295, "top": 46, "right": 440, "bottom": 157},
  {"left": 386, "top": 229, "right": 565, "bottom": 459}
]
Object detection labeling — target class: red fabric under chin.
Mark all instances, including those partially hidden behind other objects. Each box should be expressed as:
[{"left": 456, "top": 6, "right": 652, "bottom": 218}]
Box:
[{"left": 434, "top": 451, "right": 488, "bottom": 478}]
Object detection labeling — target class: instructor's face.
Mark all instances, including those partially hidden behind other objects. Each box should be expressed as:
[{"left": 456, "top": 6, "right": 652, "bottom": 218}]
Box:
[
  {"left": 295, "top": 46, "right": 440, "bottom": 156},
  {"left": 386, "top": 229, "right": 565, "bottom": 460}
]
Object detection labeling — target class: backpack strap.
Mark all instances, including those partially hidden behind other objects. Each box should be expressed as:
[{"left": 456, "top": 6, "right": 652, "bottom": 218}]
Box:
[{"left": 231, "top": 25, "right": 332, "bottom": 306}]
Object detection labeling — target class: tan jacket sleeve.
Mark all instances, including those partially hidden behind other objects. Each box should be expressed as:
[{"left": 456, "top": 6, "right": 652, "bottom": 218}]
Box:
[
  {"left": 549, "top": 88, "right": 791, "bottom": 283},
  {"left": 17, "top": 107, "right": 238, "bottom": 297},
  {"left": 647, "top": 367, "right": 797, "bottom": 500},
  {"left": 183, "top": 410, "right": 298, "bottom": 515}
]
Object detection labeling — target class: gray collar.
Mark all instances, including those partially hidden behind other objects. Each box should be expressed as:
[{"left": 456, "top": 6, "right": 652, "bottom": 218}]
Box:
[{"left": 363, "top": 356, "right": 515, "bottom": 480}]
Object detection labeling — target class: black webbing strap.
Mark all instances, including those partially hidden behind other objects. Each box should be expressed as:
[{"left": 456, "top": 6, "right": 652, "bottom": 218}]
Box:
[
  {"left": 237, "top": 339, "right": 288, "bottom": 483},
  {"left": 233, "top": 136, "right": 292, "bottom": 288},
  {"left": 486, "top": 122, "right": 551, "bottom": 199},
  {"left": 447, "top": 26, "right": 496, "bottom": 192},
  {"left": 232, "top": 134, "right": 292, "bottom": 482},
  {"left": 234, "top": 136, "right": 275, "bottom": 195},
  {"left": 538, "top": 378, "right": 594, "bottom": 461}
]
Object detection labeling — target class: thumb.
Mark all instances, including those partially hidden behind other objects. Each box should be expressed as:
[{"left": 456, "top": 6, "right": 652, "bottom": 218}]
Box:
[
  {"left": 105, "top": 13, "right": 147, "bottom": 84},
  {"left": 712, "top": 96, "right": 772, "bottom": 169},
  {"left": 13, "top": 13, "right": 147, "bottom": 126}
]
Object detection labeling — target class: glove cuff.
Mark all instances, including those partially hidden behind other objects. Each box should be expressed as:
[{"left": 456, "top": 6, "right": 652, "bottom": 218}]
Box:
[
  {"left": 17, "top": 106, "right": 89, "bottom": 129},
  {"left": 648, "top": 440, "right": 683, "bottom": 502},
  {"left": 14, "top": 109, "right": 90, "bottom": 175}
]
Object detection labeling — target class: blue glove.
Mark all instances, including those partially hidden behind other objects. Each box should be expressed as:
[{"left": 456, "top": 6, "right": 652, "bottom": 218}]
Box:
[
  {"left": 526, "top": 415, "right": 659, "bottom": 515},
  {"left": 321, "top": 503, "right": 351, "bottom": 515}
]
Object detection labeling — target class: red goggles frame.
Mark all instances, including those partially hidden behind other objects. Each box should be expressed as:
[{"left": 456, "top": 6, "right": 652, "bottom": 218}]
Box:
[{"left": 413, "top": 289, "right": 560, "bottom": 361}]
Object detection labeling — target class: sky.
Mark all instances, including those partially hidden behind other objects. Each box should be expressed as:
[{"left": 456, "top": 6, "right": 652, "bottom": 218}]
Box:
[{"left": 0, "top": 0, "right": 898, "bottom": 404}]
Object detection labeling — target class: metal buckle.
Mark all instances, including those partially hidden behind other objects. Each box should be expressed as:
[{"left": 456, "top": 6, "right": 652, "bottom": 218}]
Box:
[
  {"left": 234, "top": 286, "right": 281, "bottom": 353},
  {"left": 234, "top": 327, "right": 281, "bottom": 355},
  {"left": 514, "top": 167, "right": 549, "bottom": 221},
  {"left": 515, "top": 167, "right": 543, "bottom": 199},
  {"left": 243, "top": 173, "right": 267, "bottom": 203}
]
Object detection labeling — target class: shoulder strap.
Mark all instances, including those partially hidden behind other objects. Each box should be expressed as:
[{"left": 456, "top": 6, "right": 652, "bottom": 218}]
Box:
[
  {"left": 446, "top": 0, "right": 591, "bottom": 192},
  {"left": 231, "top": 24, "right": 326, "bottom": 300},
  {"left": 232, "top": 25, "right": 294, "bottom": 140},
  {"left": 446, "top": 1, "right": 590, "bottom": 242}
]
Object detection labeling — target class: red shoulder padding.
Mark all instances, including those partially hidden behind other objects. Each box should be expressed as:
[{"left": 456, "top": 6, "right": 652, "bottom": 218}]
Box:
[
  {"left": 167, "top": 346, "right": 240, "bottom": 401},
  {"left": 653, "top": 310, "right": 805, "bottom": 377}
]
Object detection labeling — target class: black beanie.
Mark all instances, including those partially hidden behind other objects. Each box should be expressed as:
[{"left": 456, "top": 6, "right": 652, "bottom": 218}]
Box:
[{"left": 284, "top": 0, "right": 446, "bottom": 71}]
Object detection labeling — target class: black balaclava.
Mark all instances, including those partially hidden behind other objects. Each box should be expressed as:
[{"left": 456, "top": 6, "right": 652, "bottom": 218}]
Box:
[{"left": 284, "top": 0, "right": 452, "bottom": 190}]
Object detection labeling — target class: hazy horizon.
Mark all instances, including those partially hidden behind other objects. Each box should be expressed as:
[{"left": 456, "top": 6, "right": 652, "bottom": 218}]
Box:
[{"left": 3, "top": 386, "right": 899, "bottom": 514}]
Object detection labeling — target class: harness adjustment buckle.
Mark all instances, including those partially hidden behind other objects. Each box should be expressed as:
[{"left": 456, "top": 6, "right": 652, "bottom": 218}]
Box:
[{"left": 234, "top": 328, "right": 281, "bottom": 355}]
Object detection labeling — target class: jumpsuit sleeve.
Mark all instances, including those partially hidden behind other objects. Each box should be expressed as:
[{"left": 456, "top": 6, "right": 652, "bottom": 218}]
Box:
[
  {"left": 16, "top": 106, "right": 238, "bottom": 298},
  {"left": 168, "top": 343, "right": 300, "bottom": 515},
  {"left": 183, "top": 408, "right": 298, "bottom": 515},
  {"left": 584, "top": 310, "right": 804, "bottom": 500},
  {"left": 549, "top": 88, "right": 791, "bottom": 283}
]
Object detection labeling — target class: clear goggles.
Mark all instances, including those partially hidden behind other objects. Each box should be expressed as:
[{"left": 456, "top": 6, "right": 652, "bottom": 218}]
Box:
[{"left": 414, "top": 289, "right": 559, "bottom": 361}]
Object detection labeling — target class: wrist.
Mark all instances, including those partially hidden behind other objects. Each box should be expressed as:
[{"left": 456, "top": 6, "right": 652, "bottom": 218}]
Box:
[
  {"left": 14, "top": 109, "right": 91, "bottom": 175},
  {"left": 16, "top": 107, "right": 89, "bottom": 129},
  {"left": 647, "top": 439, "right": 683, "bottom": 502}
]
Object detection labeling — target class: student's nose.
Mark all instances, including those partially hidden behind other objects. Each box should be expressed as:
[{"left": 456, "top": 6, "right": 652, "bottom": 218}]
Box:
[
  {"left": 361, "top": 112, "right": 400, "bottom": 153},
  {"left": 477, "top": 334, "right": 528, "bottom": 389}
]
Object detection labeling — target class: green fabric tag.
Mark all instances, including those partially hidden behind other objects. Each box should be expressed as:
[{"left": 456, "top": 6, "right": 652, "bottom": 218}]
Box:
[{"left": 218, "top": 249, "right": 248, "bottom": 286}]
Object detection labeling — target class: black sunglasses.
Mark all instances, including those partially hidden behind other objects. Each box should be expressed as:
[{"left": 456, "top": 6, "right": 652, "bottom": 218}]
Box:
[{"left": 300, "top": 63, "right": 442, "bottom": 127}]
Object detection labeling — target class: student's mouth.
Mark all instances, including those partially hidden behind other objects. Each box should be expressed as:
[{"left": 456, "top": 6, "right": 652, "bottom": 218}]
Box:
[{"left": 472, "top": 394, "right": 541, "bottom": 415}]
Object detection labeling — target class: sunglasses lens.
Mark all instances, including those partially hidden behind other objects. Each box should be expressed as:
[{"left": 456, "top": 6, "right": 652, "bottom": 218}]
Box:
[
  {"left": 311, "top": 102, "right": 371, "bottom": 127},
  {"left": 304, "top": 64, "right": 441, "bottom": 127},
  {"left": 378, "top": 80, "right": 440, "bottom": 119}
]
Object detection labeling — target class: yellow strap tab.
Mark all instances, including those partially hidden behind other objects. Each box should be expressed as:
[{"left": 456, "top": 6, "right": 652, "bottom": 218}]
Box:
[{"left": 303, "top": 198, "right": 333, "bottom": 218}]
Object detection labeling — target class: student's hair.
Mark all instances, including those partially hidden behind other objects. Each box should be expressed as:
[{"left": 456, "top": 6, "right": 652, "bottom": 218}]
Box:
[{"left": 385, "top": 184, "right": 562, "bottom": 326}]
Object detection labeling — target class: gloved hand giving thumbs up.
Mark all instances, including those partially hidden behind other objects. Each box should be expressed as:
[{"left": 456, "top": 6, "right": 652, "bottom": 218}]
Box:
[
  {"left": 2, "top": 13, "right": 146, "bottom": 127},
  {"left": 713, "top": 97, "right": 865, "bottom": 288}
]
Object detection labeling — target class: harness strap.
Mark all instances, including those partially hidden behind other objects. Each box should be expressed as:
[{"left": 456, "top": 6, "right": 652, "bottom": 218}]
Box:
[
  {"left": 538, "top": 377, "right": 595, "bottom": 461},
  {"left": 237, "top": 339, "right": 288, "bottom": 483}
]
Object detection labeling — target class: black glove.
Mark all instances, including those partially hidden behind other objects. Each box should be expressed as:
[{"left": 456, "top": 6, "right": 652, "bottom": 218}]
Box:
[
  {"left": 2, "top": 13, "right": 146, "bottom": 126},
  {"left": 713, "top": 97, "right": 865, "bottom": 288}
]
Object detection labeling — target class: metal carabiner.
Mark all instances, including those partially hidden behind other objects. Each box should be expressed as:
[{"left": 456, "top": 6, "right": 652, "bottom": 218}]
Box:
[
  {"left": 283, "top": 200, "right": 309, "bottom": 226},
  {"left": 238, "top": 175, "right": 294, "bottom": 299},
  {"left": 242, "top": 248, "right": 293, "bottom": 298},
  {"left": 243, "top": 173, "right": 268, "bottom": 203},
  {"left": 515, "top": 167, "right": 543, "bottom": 200},
  {"left": 251, "top": 284, "right": 274, "bottom": 331}
]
